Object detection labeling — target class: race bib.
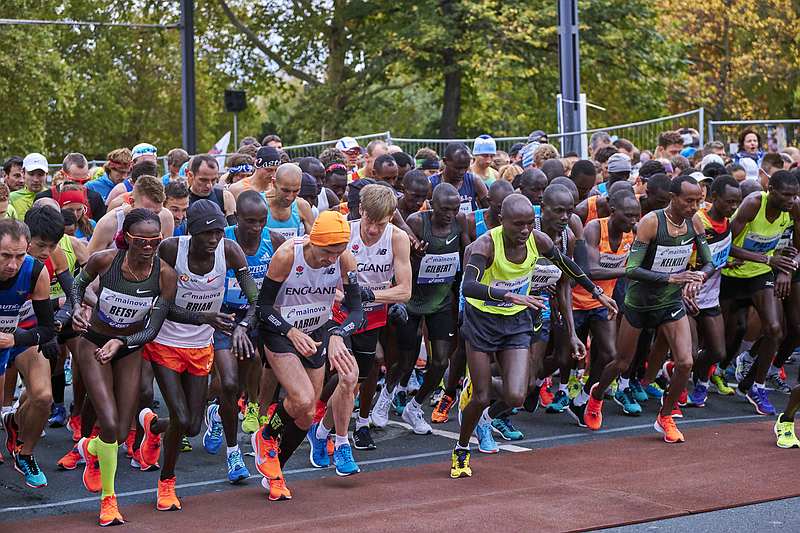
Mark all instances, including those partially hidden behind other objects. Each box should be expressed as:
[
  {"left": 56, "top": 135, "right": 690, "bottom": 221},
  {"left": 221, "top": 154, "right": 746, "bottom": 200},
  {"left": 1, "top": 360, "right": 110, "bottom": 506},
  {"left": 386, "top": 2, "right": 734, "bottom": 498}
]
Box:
[
  {"left": 777, "top": 228, "right": 793, "bottom": 250},
  {"left": 363, "top": 280, "right": 390, "bottom": 311},
  {"left": 0, "top": 310, "right": 22, "bottom": 333},
  {"left": 176, "top": 287, "right": 224, "bottom": 313},
  {"left": 417, "top": 252, "right": 459, "bottom": 284},
  {"left": 529, "top": 261, "right": 562, "bottom": 291},
  {"left": 459, "top": 200, "right": 472, "bottom": 214},
  {"left": 281, "top": 302, "right": 331, "bottom": 333},
  {"left": 742, "top": 231, "right": 781, "bottom": 254},
  {"left": 273, "top": 227, "right": 299, "bottom": 241},
  {"left": 599, "top": 251, "right": 629, "bottom": 270},
  {"left": 651, "top": 243, "right": 693, "bottom": 273},
  {"left": 708, "top": 233, "right": 732, "bottom": 269},
  {"left": 225, "top": 269, "right": 266, "bottom": 307},
  {"left": 97, "top": 288, "right": 153, "bottom": 328},
  {"left": 485, "top": 275, "right": 531, "bottom": 307}
]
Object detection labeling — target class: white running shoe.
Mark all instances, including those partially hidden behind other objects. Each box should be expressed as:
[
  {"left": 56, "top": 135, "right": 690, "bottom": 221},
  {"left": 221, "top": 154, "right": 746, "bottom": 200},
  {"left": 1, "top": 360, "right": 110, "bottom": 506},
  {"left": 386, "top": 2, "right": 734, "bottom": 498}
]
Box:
[
  {"left": 369, "top": 387, "right": 393, "bottom": 428},
  {"left": 401, "top": 401, "right": 432, "bottom": 435}
]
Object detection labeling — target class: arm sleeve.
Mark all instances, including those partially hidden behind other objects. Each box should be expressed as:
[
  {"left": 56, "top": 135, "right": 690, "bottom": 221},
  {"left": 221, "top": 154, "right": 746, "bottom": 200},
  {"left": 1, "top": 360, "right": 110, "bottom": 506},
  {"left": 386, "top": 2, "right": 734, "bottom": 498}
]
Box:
[
  {"left": 626, "top": 240, "right": 670, "bottom": 283},
  {"left": 573, "top": 239, "right": 589, "bottom": 273},
  {"left": 235, "top": 267, "right": 260, "bottom": 325},
  {"left": 331, "top": 282, "right": 364, "bottom": 337},
  {"left": 71, "top": 268, "right": 93, "bottom": 308},
  {"left": 53, "top": 270, "right": 76, "bottom": 324},
  {"left": 120, "top": 297, "right": 170, "bottom": 347},
  {"left": 14, "top": 299, "right": 56, "bottom": 347},
  {"left": 461, "top": 254, "right": 508, "bottom": 302},
  {"left": 541, "top": 246, "right": 598, "bottom": 294},
  {"left": 166, "top": 302, "right": 206, "bottom": 325},
  {"left": 256, "top": 277, "right": 294, "bottom": 335},
  {"left": 694, "top": 233, "right": 715, "bottom": 276}
]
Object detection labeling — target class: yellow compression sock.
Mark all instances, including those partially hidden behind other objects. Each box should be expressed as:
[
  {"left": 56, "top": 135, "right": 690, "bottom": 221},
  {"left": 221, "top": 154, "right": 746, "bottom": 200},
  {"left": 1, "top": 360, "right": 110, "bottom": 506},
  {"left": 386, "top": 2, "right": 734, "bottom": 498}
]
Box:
[{"left": 89, "top": 438, "right": 119, "bottom": 498}]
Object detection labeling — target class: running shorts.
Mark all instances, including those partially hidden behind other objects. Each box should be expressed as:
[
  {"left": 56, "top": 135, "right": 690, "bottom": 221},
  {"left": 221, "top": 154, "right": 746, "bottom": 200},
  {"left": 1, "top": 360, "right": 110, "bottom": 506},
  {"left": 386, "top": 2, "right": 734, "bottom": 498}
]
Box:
[
  {"left": 0, "top": 346, "right": 29, "bottom": 375},
  {"left": 720, "top": 271, "right": 775, "bottom": 303},
  {"left": 142, "top": 342, "right": 214, "bottom": 377},
  {"left": 623, "top": 303, "right": 685, "bottom": 330},
  {"left": 349, "top": 328, "right": 380, "bottom": 381},
  {"left": 460, "top": 302, "right": 533, "bottom": 354},
  {"left": 258, "top": 321, "right": 332, "bottom": 370},
  {"left": 573, "top": 307, "right": 609, "bottom": 334},
  {"left": 82, "top": 329, "right": 139, "bottom": 361},
  {"left": 396, "top": 306, "right": 455, "bottom": 352}
]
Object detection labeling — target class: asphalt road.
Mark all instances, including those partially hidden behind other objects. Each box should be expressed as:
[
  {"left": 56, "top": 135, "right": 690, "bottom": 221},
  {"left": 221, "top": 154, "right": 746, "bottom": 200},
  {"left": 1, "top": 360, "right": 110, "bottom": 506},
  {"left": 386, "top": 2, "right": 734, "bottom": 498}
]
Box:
[{"left": 1, "top": 362, "right": 798, "bottom": 528}]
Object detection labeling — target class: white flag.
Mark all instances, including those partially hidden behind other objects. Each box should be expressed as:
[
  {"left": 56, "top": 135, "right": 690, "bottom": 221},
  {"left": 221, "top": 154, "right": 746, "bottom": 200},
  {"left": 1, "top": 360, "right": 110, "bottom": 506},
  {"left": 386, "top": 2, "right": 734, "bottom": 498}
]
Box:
[{"left": 209, "top": 131, "right": 231, "bottom": 170}]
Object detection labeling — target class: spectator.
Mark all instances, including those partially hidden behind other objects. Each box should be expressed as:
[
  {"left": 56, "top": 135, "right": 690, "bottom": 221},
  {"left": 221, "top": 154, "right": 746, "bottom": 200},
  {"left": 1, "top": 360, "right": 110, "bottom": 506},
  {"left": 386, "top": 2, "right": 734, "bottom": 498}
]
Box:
[
  {"left": 471, "top": 135, "right": 499, "bottom": 185},
  {"left": 162, "top": 148, "right": 190, "bottom": 186},
  {"left": 35, "top": 152, "right": 107, "bottom": 222},
  {"left": 733, "top": 128, "right": 765, "bottom": 166},
  {"left": 2, "top": 156, "right": 24, "bottom": 192},
  {"left": 589, "top": 131, "right": 612, "bottom": 157},
  {"left": 655, "top": 131, "right": 684, "bottom": 158},
  {"left": 262, "top": 134, "right": 282, "bottom": 149}
]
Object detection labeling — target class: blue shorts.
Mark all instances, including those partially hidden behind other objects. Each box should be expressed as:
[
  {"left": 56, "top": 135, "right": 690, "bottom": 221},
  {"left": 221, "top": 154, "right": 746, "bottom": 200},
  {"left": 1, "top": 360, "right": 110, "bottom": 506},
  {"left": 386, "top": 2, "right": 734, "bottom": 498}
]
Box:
[
  {"left": 531, "top": 312, "right": 550, "bottom": 345},
  {"left": 573, "top": 307, "right": 609, "bottom": 335},
  {"left": 213, "top": 329, "right": 233, "bottom": 351},
  {"left": 0, "top": 346, "right": 29, "bottom": 376}
]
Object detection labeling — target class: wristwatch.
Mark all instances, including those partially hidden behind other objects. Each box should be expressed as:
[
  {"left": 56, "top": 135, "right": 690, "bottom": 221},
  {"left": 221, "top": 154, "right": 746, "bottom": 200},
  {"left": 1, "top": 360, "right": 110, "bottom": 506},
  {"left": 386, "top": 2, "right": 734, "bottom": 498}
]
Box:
[{"left": 591, "top": 285, "right": 604, "bottom": 298}]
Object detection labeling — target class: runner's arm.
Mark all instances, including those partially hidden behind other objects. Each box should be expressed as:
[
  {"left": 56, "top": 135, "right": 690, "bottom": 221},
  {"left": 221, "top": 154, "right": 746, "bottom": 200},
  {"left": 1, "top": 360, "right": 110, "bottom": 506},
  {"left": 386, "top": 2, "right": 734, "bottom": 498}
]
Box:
[
  {"left": 53, "top": 269, "right": 76, "bottom": 325},
  {"left": 584, "top": 220, "right": 624, "bottom": 280},
  {"left": 331, "top": 251, "right": 364, "bottom": 337},
  {"left": 118, "top": 265, "right": 177, "bottom": 347},
  {"left": 692, "top": 215, "right": 715, "bottom": 278},
  {"left": 13, "top": 268, "right": 55, "bottom": 348},
  {"left": 368, "top": 229, "right": 412, "bottom": 304},
  {"left": 255, "top": 243, "right": 295, "bottom": 335},
  {"left": 461, "top": 236, "right": 503, "bottom": 302}
]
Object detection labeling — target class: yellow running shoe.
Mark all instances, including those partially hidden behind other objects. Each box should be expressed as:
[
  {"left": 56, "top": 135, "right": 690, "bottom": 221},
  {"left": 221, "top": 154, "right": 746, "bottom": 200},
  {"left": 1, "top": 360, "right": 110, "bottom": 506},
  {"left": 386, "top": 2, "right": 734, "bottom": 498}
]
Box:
[
  {"left": 567, "top": 374, "right": 582, "bottom": 400},
  {"left": 242, "top": 402, "right": 260, "bottom": 434},
  {"left": 774, "top": 414, "right": 800, "bottom": 449},
  {"left": 450, "top": 448, "right": 472, "bottom": 479},
  {"left": 710, "top": 374, "right": 735, "bottom": 396}
]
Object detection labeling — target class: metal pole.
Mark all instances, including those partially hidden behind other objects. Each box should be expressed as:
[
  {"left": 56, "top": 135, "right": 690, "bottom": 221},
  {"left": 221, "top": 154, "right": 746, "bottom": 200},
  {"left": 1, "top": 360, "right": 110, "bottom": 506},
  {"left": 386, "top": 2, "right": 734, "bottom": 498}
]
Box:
[
  {"left": 698, "top": 107, "right": 705, "bottom": 147},
  {"left": 180, "top": 0, "right": 196, "bottom": 154},
  {"left": 557, "top": 0, "right": 582, "bottom": 155},
  {"left": 233, "top": 112, "right": 238, "bottom": 149}
]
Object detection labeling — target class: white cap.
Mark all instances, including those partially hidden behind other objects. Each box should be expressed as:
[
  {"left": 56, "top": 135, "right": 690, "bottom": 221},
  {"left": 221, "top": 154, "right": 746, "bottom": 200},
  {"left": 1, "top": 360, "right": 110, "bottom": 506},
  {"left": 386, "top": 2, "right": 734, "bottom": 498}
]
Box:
[
  {"left": 690, "top": 171, "right": 711, "bottom": 183},
  {"left": 22, "top": 153, "right": 48, "bottom": 173},
  {"left": 132, "top": 142, "right": 157, "bottom": 160},
  {"left": 740, "top": 158, "right": 759, "bottom": 180},
  {"left": 700, "top": 153, "right": 724, "bottom": 170},
  {"left": 473, "top": 134, "right": 497, "bottom": 156},
  {"left": 335, "top": 137, "right": 360, "bottom": 151}
]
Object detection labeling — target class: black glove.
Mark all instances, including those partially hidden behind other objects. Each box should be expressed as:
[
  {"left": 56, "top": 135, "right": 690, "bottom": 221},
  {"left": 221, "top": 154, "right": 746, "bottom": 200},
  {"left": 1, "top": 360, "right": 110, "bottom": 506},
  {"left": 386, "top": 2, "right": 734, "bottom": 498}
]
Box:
[
  {"left": 388, "top": 303, "right": 408, "bottom": 325},
  {"left": 360, "top": 286, "right": 375, "bottom": 303},
  {"left": 39, "top": 338, "right": 60, "bottom": 363}
]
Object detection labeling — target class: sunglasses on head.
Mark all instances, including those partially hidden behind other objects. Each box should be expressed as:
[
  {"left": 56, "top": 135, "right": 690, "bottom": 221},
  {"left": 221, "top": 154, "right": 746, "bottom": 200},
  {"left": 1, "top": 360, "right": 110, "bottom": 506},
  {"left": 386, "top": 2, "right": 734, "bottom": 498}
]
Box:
[
  {"left": 126, "top": 232, "right": 162, "bottom": 247},
  {"left": 134, "top": 146, "right": 157, "bottom": 156}
]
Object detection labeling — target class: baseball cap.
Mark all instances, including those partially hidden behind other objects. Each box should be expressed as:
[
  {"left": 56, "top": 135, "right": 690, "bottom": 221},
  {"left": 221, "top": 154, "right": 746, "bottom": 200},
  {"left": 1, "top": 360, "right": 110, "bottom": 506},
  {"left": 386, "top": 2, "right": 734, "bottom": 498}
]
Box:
[
  {"left": 607, "top": 153, "right": 632, "bottom": 173},
  {"left": 527, "top": 130, "right": 548, "bottom": 144},
  {"left": 300, "top": 172, "right": 318, "bottom": 197},
  {"left": 690, "top": 171, "right": 712, "bottom": 184},
  {"left": 255, "top": 146, "right": 282, "bottom": 169},
  {"left": 23, "top": 153, "right": 48, "bottom": 173},
  {"left": 739, "top": 158, "right": 759, "bottom": 180},
  {"left": 700, "top": 153, "right": 725, "bottom": 170},
  {"left": 335, "top": 137, "right": 361, "bottom": 152},
  {"left": 420, "top": 158, "right": 440, "bottom": 171},
  {"left": 473, "top": 135, "right": 497, "bottom": 156},
  {"left": 132, "top": 143, "right": 157, "bottom": 160},
  {"left": 186, "top": 199, "right": 227, "bottom": 235},
  {"left": 681, "top": 147, "right": 698, "bottom": 158},
  {"left": 309, "top": 210, "right": 351, "bottom": 247}
]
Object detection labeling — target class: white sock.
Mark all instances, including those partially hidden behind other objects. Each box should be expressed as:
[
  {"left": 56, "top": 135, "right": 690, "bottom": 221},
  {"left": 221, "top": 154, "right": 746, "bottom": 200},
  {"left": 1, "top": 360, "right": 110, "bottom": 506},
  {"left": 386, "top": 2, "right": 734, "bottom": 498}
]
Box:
[
  {"left": 480, "top": 407, "right": 492, "bottom": 425},
  {"left": 315, "top": 422, "right": 331, "bottom": 440},
  {"left": 574, "top": 389, "right": 590, "bottom": 406},
  {"left": 407, "top": 398, "right": 421, "bottom": 411},
  {"left": 619, "top": 377, "right": 630, "bottom": 390},
  {"left": 455, "top": 443, "right": 470, "bottom": 451},
  {"left": 558, "top": 383, "right": 568, "bottom": 393},
  {"left": 356, "top": 416, "right": 369, "bottom": 430},
  {"left": 226, "top": 445, "right": 239, "bottom": 457},
  {"left": 334, "top": 434, "right": 349, "bottom": 449}
]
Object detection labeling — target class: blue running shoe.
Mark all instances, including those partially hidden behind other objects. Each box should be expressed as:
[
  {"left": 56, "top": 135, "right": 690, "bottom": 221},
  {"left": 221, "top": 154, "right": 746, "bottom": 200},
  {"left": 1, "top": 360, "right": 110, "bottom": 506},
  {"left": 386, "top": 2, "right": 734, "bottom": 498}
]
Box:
[
  {"left": 333, "top": 443, "right": 360, "bottom": 476},
  {"left": 491, "top": 416, "right": 524, "bottom": 441},
  {"left": 643, "top": 381, "right": 664, "bottom": 399},
  {"left": 475, "top": 421, "right": 499, "bottom": 454},
  {"left": 307, "top": 423, "right": 330, "bottom": 468},
  {"left": 202, "top": 403, "right": 224, "bottom": 455},
  {"left": 226, "top": 449, "right": 250, "bottom": 483},
  {"left": 613, "top": 387, "right": 642, "bottom": 416},
  {"left": 48, "top": 403, "right": 67, "bottom": 428},
  {"left": 630, "top": 380, "right": 648, "bottom": 403},
  {"left": 745, "top": 386, "right": 777, "bottom": 416},
  {"left": 687, "top": 383, "right": 708, "bottom": 407},
  {"left": 546, "top": 390, "right": 570, "bottom": 413},
  {"left": 393, "top": 390, "right": 408, "bottom": 416},
  {"left": 14, "top": 452, "right": 47, "bottom": 488}
]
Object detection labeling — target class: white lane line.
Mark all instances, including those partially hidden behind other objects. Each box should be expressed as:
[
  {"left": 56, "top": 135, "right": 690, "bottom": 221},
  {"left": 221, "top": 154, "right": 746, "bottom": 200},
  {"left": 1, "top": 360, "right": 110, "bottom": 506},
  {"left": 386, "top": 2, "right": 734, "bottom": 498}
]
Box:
[
  {"left": 498, "top": 444, "right": 531, "bottom": 452},
  {"left": 0, "top": 413, "right": 764, "bottom": 514},
  {"left": 386, "top": 420, "right": 478, "bottom": 445}
]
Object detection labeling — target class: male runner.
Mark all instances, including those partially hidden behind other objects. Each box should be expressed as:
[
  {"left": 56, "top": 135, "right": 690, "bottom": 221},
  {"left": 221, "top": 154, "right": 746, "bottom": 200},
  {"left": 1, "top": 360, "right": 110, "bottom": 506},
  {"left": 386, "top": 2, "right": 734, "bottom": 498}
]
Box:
[
  {"left": 229, "top": 146, "right": 282, "bottom": 200},
  {"left": 252, "top": 211, "right": 363, "bottom": 500},
  {"left": 163, "top": 181, "right": 190, "bottom": 236},
  {"left": 589, "top": 175, "right": 714, "bottom": 441},
  {"left": 263, "top": 164, "right": 315, "bottom": 240},
  {"left": 397, "top": 170, "right": 431, "bottom": 219},
  {"left": 429, "top": 143, "right": 489, "bottom": 213},
  {"left": 467, "top": 180, "right": 514, "bottom": 241}
]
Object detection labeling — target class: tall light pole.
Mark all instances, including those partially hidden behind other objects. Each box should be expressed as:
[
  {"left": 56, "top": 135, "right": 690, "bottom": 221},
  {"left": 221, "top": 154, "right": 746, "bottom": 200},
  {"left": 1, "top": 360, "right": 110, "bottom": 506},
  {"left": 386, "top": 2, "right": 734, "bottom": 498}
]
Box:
[
  {"left": 557, "top": 0, "right": 583, "bottom": 156},
  {"left": 180, "top": 0, "right": 196, "bottom": 154}
]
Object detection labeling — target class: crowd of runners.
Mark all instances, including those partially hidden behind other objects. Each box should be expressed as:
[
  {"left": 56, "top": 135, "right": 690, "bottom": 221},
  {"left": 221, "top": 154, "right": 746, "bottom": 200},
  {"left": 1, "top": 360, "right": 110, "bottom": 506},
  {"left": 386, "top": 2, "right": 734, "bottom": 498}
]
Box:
[{"left": 2, "top": 127, "right": 800, "bottom": 526}]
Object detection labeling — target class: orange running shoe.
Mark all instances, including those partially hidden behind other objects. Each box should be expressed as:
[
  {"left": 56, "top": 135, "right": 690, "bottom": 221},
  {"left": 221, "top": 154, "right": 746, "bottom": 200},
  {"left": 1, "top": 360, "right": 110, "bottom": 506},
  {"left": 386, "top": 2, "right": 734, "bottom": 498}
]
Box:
[
  {"left": 654, "top": 414, "right": 685, "bottom": 443},
  {"left": 131, "top": 448, "right": 159, "bottom": 472},
  {"left": 312, "top": 400, "right": 326, "bottom": 424},
  {"left": 157, "top": 476, "right": 182, "bottom": 511},
  {"left": 251, "top": 431, "right": 282, "bottom": 480},
  {"left": 431, "top": 394, "right": 455, "bottom": 424},
  {"left": 678, "top": 388, "right": 688, "bottom": 407},
  {"left": 584, "top": 383, "right": 604, "bottom": 431},
  {"left": 327, "top": 436, "right": 334, "bottom": 457},
  {"left": 539, "top": 384, "right": 554, "bottom": 407},
  {"left": 67, "top": 415, "right": 82, "bottom": 442},
  {"left": 238, "top": 395, "right": 247, "bottom": 415},
  {"left": 138, "top": 408, "right": 162, "bottom": 468},
  {"left": 77, "top": 437, "right": 102, "bottom": 493},
  {"left": 124, "top": 428, "right": 136, "bottom": 459},
  {"left": 57, "top": 445, "right": 84, "bottom": 470},
  {"left": 660, "top": 395, "right": 683, "bottom": 418},
  {"left": 261, "top": 476, "right": 292, "bottom": 501},
  {"left": 99, "top": 494, "right": 125, "bottom": 527}
]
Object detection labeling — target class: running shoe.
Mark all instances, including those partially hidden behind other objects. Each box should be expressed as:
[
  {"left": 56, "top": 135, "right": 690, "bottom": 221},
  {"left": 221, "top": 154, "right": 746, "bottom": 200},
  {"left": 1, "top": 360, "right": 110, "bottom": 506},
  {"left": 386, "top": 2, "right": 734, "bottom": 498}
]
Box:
[
  {"left": 678, "top": 388, "right": 689, "bottom": 407},
  {"left": 157, "top": 476, "right": 181, "bottom": 511},
  {"left": 99, "top": 495, "right": 125, "bottom": 527},
  {"left": 130, "top": 448, "right": 159, "bottom": 472},
  {"left": 491, "top": 416, "right": 524, "bottom": 440},
  {"left": 407, "top": 370, "right": 422, "bottom": 394},
  {"left": 654, "top": 414, "right": 685, "bottom": 443},
  {"left": 710, "top": 373, "right": 735, "bottom": 396},
  {"left": 14, "top": 452, "right": 47, "bottom": 488},
  {"left": 522, "top": 386, "right": 540, "bottom": 413},
  {"left": 67, "top": 414, "right": 82, "bottom": 442},
  {"left": 57, "top": 445, "right": 84, "bottom": 470},
  {"left": 774, "top": 415, "right": 800, "bottom": 449},
  {"left": 401, "top": 401, "right": 432, "bottom": 435},
  {"left": 642, "top": 381, "right": 664, "bottom": 399},
  {"left": 77, "top": 437, "right": 102, "bottom": 493},
  {"left": 614, "top": 387, "right": 642, "bottom": 416},
  {"left": 123, "top": 428, "right": 136, "bottom": 459},
  {"left": 687, "top": 383, "right": 708, "bottom": 408},
  {"left": 630, "top": 380, "right": 648, "bottom": 403},
  {"left": 546, "top": 390, "right": 570, "bottom": 413},
  {"left": 567, "top": 399, "right": 587, "bottom": 428},
  {"left": 735, "top": 351, "right": 754, "bottom": 383},
  {"left": 567, "top": 374, "right": 582, "bottom": 399},
  {"left": 180, "top": 436, "right": 192, "bottom": 452},
  {"left": 430, "top": 387, "right": 444, "bottom": 407},
  {"left": 138, "top": 408, "right": 162, "bottom": 467},
  {"left": 64, "top": 358, "right": 73, "bottom": 385},
  {"left": 202, "top": 403, "right": 224, "bottom": 455},
  {"left": 48, "top": 403, "right": 67, "bottom": 428},
  {"left": 767, "top": 372, "right": 792, "bottom": 394},
  {"left": 333, "top": 443, "right": 360, "bottom": 476},
  {"left": 584, "top": 384, "right": 604, "bottom": 430},
  {"left": 659, "top": 395, "right": 683, "bottom": 418},
  {"left": 450, "top": 448, "right": 472, "bottom": 478},
  {"left": 353, "top": 426, "right": 376, "bottom": 450},
  {"left": 227, "top": 448, "right": 250, "bottom": 483},
  {"left": 242, "top": 402, "right": 260, "bottom": 434},
  {"left": 743, "top": 386, "right": 776, "bottom": 416},
  {"left": 370, "top": 387, "right": 392, "bottom": 428},
  {"left": 261, "top": 476, "right": 292, "bottom": 501},
  {"left": 251, "top": 430, "right": 282, "bottom": 479},
  {"left": 393, "top": 389, "right": 408, "bottom": 415},
  {"left": 459, "top": 373, "right": 473, "bottom": 412},
  {"left": 306, "top": 423, "right": 330, "bottom": 468},
  {"left": 539, "top": 383, "right": 555, "bottom": 407},
  {"left": 431, "top": 393, "right": 455, "bottom": 424},
  {"left": 475, "top": 421, "right": 499, "bottom": 454},
  {"left": 3, "top": 412, "right": 19, "bottom": 455}
]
